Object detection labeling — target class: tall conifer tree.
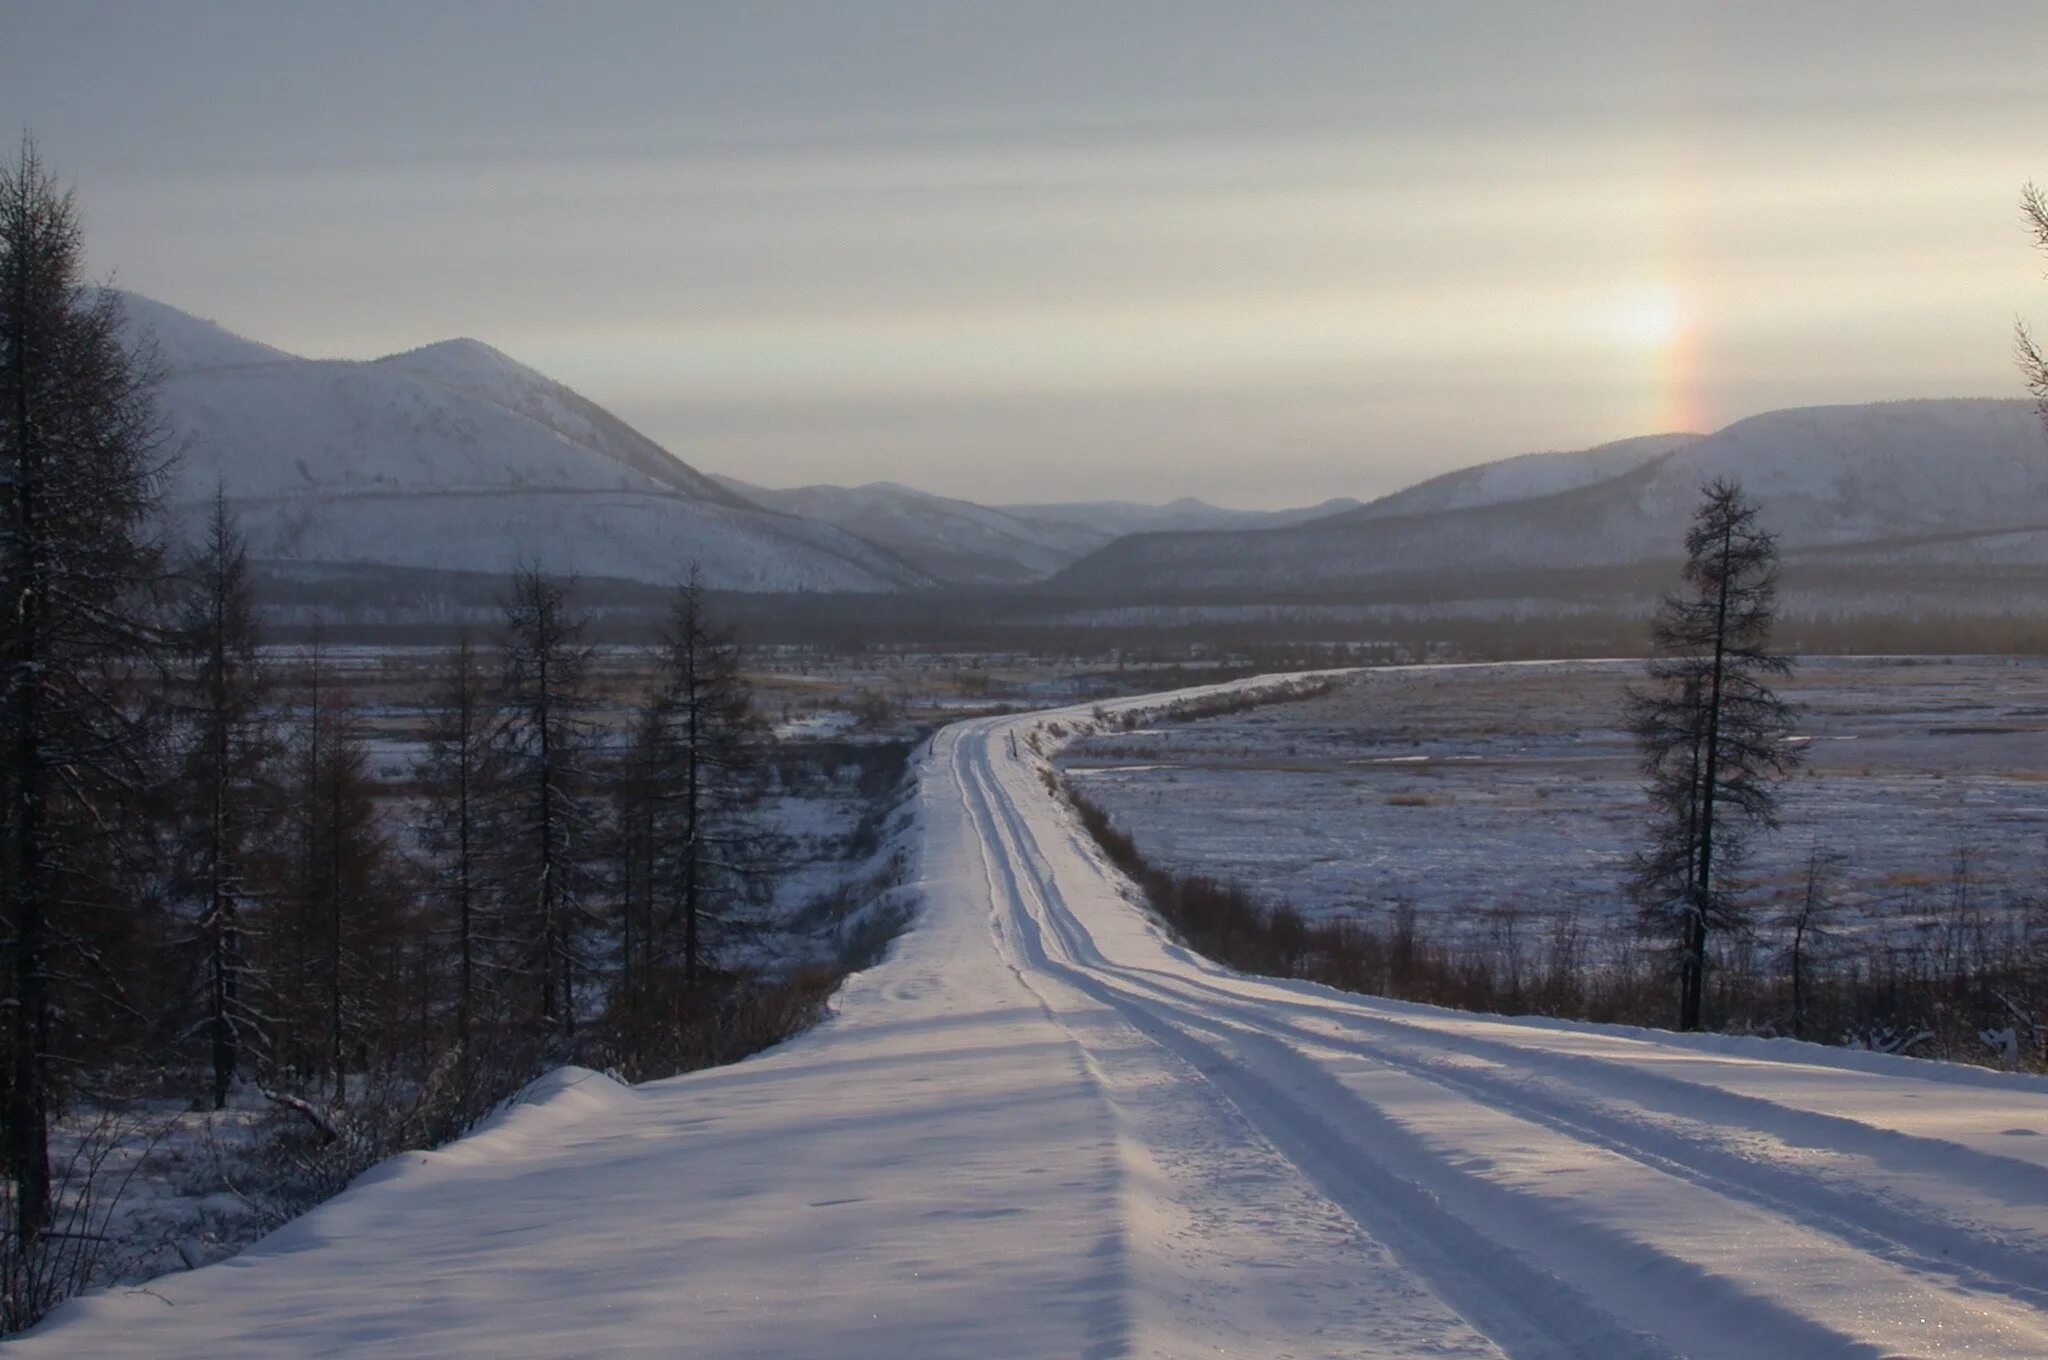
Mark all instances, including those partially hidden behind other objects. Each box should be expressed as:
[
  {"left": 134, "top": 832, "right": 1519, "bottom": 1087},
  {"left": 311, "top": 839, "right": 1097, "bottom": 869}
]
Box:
[
  {"left": 1627, "top": 479, "right": 1800, "bottom": 1031},
  {"left": 0, "top": 143, "right": 167, "bottom": 1244}
]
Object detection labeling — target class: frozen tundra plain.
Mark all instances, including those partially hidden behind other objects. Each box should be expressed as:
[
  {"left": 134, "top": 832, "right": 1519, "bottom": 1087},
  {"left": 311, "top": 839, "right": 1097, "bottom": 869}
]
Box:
[{"left": 19, "top": 672, "right": 2048, "bottom": 1359}]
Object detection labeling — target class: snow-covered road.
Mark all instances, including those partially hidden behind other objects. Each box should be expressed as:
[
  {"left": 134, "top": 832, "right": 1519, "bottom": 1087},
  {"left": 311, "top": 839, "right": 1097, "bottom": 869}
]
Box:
[{"left": 22, "top": 679, "right": 2048, "bottom": 1357}]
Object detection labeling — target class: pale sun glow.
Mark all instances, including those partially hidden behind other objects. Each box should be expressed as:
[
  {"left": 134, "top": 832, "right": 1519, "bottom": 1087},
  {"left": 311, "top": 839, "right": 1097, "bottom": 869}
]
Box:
[{"left": 1614, "top": 283, "right": 1687, "bottom": 349}]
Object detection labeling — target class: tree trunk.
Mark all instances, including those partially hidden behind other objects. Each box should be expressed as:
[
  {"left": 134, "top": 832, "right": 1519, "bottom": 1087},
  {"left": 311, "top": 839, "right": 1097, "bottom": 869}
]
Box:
[
  {"left": 4, "top": 209, "right": 50, "bottom": 1247},
  {"left": 1682, "top": 522, "right": 1737, "bottom": 1032}
]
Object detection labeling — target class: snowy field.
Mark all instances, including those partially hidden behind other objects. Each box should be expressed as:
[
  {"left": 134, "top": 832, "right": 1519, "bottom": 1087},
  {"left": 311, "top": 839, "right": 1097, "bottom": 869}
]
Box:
[
  {"left": 1060, "top": 656, "right": 2048, "bottom": 933},
  {"left": 18, "top": 674, "right": 2048, "bottom": 1358}
]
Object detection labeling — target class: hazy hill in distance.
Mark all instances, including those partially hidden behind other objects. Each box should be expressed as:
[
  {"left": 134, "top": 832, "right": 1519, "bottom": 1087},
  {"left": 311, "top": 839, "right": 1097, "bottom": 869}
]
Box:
[
  {"left": 718, "top": 476, "right": 1366, "bottom": 584},
  {"left": 123, "top": 289, "right": 2047, "bottom": 616},
  {"left": 713, "top": 477, "right": 1088, "bottom": 584},
  {"left": 120, "top": 292, "right": 932, "bottom": 593},
  {"left": 1048, "top": 399, "right": 2048, "bottom": 609},
  {"left": 999, "top": 495, "right": 1365, "bottom": 542},
  {"left": 1348, "top": 433, "right": 1702, "bottom": 520}
]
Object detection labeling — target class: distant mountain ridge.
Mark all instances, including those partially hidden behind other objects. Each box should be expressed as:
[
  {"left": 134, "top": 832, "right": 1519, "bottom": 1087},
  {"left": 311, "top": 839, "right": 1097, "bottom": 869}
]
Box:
[
  {"left": 718, "top": 477, "right": 1364, "bottom": 584},
  {"left": 119, "top": 292, "right": 2048, "bottom": 612},
  {"left": 1047, "top": 399, "right": 2048, "bottom": 607},
  {"left": 1347, "top": 433, "right": 1701, "bottom": 521},
  {"left": 121, "top": 293, "right": 930, "bottom": 592},
  {"left": 1000, "top": 495, "right": 1364, "bottom": 541}
]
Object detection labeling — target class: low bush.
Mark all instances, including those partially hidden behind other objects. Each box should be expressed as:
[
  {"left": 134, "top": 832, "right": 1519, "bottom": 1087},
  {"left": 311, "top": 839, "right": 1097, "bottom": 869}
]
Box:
[{"left": 1063, "top": 781, "right": 2048, "bottom": 1071}]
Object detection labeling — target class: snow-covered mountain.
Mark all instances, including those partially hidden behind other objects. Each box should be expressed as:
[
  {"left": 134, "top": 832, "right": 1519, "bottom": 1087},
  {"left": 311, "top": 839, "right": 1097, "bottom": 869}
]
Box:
[
  {"left": 124, "top": 287, "right": 2044, "bottom": 609},
  {"left": 714, "top": 479, "right": 1365, "bottom": 585},
  {"left": 1048, "top": 400, "right": 2048, "bottom": 603},
  {"left": 379, "top": 338, "right": 756, "bottom": 508},
  {"left": 1348, "top": 433, "right": 1701, "bottom": 521},
  {"left": 713, "top": 477, "right": 1085, "bottom": 584},
  {"left": 122, "top": 293, "right": 931, "bottom": 592},
  {"left": 1000, "top": 495, "right": 1364, "bottom": 542}
]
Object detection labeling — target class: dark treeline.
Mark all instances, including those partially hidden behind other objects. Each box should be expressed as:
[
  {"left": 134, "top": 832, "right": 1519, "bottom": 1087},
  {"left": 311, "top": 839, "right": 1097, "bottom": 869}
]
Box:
[
  {"left": 245, "top": 548, "right": 2048, "bottom": 659},
  {"left": 253, "top": 558, "right": 2048, "bottom": 661}
]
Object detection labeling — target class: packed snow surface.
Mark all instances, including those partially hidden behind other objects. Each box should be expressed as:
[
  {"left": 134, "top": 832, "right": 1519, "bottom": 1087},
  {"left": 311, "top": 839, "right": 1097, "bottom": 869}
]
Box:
[{"left": 22, "top": 675, "right": 2048, "bottom": 1358}]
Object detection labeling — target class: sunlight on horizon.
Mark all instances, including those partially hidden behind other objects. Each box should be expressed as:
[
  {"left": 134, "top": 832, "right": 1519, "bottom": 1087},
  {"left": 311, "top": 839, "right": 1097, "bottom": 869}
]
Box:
[{"left": 4, "top": 4, "right": 2036, "bottom": 503}]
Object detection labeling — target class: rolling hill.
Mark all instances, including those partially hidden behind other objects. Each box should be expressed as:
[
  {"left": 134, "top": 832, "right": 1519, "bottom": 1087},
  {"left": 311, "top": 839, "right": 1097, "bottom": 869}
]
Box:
[
  {"left": 121, "top": 293, "right": 932, "bottom": 593},
  {"left": 719, "top": 478, "right": 1364, "bottom": 585},
  {"left": 1047, "top": 400, "right": 2048, "bottom": 608}
]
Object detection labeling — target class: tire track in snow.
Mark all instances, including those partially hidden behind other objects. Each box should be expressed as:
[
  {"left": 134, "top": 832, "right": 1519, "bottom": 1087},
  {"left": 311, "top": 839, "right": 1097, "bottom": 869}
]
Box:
[
  {"left": 969, "top": 695, "right": 2048, "bottom": 1359},
  {"left": 948, "top": 719, "right": 1137, "bottom": 1360},
  {"left": 960, "top": 734, "right": 1672, "bottom": 1360},
  {"left": 1043, "top": 940, "right": 2048, "bottom": 1314},
  {"left": 1141, "top": 954, "right": 2048, "bottom": 1209}
]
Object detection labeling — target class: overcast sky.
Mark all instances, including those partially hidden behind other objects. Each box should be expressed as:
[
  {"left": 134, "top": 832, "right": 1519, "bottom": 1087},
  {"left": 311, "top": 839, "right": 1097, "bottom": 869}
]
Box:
[{"left": 3, "top": 2, "right": 2040, "bottom": 506}]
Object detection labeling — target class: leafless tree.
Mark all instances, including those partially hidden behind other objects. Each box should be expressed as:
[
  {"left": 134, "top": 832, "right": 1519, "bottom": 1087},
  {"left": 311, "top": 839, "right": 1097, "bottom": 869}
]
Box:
[
  {"left": 635, "top": 571, "right": 768, "bottom": 992},
  {"left": 494, "top": 568, "right": 597, "bottom": 1038},
  {"left": 2016, "top": 182, "right": 2048, "bottom": 427},
  {"left": 0, "top": 140, "right": 169, "bottom": 1246},
  {"left": 414, "top": 628, "right": 498, "bottom": 1050},
  {"left": 1778, "top": 843, "right": 1843, "bottom": 1041},
  {"left": 170, "top": 491, "right": 270, "bottom": 1111},
  {"left": 1627, "top": 479, "right": 1801, "bottom": 1031}
]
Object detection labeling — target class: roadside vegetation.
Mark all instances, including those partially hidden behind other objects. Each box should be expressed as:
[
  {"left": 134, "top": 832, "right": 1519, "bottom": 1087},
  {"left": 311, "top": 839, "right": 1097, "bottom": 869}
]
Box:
[
  {"left": 1058, "top": 486, "right": 2046, "bottom": 1072},
  {"left": 1068, "top": 776, "right": 2046, "bottom": 1071}
]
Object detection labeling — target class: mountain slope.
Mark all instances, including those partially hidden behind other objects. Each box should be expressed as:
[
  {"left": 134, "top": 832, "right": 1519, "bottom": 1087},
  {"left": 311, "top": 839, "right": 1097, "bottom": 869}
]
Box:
[
  {"left": 378, "top": 339, "right": 759, "bottom": 509},
  {"left": 124, "top": 294, "right": 928, "bottom": 592},
  {"left": 114, "top": 290, "right": 296, "bottom": 372},
  {"left": 1349, "top": 432, "right": 1700, "bottom": 521},
  {"left": 1001, "top": 495, "right": 1363, "bottom": 541},
  {"left": 713, "top": 479, "right": 1366, "bottom": 585},
  {"left": 1049, "top": 400, "right": 2048, "bottom": 601},
  {"left": 714, "top": 478, "right": 1085, "bottom": 584},
  {"left": 718, "top": 478, "right": 1197, "bottom": 584}
]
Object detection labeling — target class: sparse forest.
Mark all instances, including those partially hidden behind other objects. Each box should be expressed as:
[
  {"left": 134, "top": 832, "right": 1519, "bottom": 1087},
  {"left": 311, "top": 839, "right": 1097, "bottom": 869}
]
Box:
[
  {"left": 1, "top": 528, "right": 917, "bottom": 1331},
  {"left": 0, "top": 142, "right": 925, "bottom": 1334}
]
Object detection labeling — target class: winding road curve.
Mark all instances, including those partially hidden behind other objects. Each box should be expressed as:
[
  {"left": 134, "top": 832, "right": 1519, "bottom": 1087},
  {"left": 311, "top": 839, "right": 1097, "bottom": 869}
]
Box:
[{"left": 21, "top": 677, "right": 2048, "bottom": 1358}]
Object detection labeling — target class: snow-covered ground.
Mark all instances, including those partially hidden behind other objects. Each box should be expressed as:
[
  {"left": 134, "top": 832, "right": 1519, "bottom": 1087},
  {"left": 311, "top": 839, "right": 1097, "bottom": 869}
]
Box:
[
  {"left": 19, "top": 674, "right": 2048, "bottom": 1357},
  {"left": 1062, "top": 657, "right": 2048, "bottom": 932}
]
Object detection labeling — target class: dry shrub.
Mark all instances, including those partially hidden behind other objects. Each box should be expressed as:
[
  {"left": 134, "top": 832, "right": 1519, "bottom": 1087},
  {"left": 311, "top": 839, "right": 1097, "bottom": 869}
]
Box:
[{"left": 1062, "top": 780, "right": 2048, "bottom": 1071}]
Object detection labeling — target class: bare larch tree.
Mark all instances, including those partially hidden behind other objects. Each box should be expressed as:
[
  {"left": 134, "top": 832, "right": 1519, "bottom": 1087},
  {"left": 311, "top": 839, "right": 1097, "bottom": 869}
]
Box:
[
  {"left": 642, "top": 571, "right": 766, "bottom": 992},
  {"left": 1626, "top": 478, "right": 1801, "bottom": 1031},
  {"left": 495, "top": 568, "right": 597, "bottom": 1039},
  {"left": 171, "top": 491, "right": 269, "bottom": 1111},
  {"left": 0, "top": 141, "right": 167, "bottom": 1246},
  {"left": 414, "top": 628, "right": 498, "bottom": 1050}
]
